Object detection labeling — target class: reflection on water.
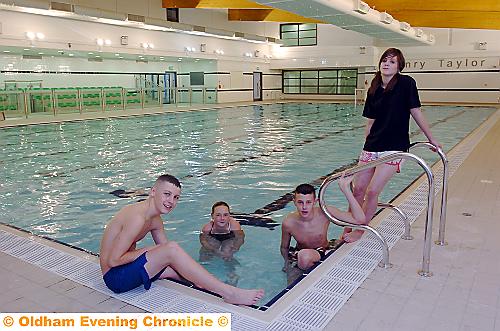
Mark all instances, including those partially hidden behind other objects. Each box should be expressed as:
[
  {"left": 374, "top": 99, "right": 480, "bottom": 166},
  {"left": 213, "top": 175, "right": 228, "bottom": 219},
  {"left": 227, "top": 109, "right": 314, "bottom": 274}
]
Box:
[{"left": 0, "top": 103, "right": 495, "bottom": 304}]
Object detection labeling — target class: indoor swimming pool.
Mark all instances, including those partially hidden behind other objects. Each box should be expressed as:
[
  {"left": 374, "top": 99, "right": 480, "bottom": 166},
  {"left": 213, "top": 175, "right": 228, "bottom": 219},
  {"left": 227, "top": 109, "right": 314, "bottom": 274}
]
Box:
[{"left": 0, "top": 102, "right": 495, "bottom": 304}]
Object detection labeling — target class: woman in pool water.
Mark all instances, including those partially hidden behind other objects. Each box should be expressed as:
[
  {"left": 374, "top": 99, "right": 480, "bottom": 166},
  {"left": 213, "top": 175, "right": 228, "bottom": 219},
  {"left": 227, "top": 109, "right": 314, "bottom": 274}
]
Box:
[
  {"left": 344, "top": 47, "right": 441, "bottom": 243},
  {"left": 200, "top": 201, "right": 244, "bottom": 261}
]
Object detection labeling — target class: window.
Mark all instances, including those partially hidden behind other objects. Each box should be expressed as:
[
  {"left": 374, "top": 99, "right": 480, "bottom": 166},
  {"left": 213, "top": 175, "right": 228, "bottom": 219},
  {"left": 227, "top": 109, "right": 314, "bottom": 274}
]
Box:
[
  {"left": 280, "top": 23, "right": 317, "bottom": 47},
  {"left": 166, "top": 8, "right": 179, "bottom": 22},
  {"left": 282, "top": 69, "right": 358, "bottom": 95}
]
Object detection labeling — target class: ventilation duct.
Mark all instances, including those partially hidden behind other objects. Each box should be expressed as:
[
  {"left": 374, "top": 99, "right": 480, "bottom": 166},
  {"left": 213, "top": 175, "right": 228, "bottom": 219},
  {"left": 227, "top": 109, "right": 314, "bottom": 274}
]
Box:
[
  {"left": 74, "top": 6, "right": 126, "bottom": 21},
  {"left": 192, "top": 25, "right": 205, "bottom": 33},
  {"left": 10, "top": 0, "right": 49, "bottom": 10},
  {"left": 50, "top": 1, "right": 73, "bottom": 12},
  {"left": 252, "top": 0, "right": 433, "bottom": 45},
  {"left": 127, "top": 14, "right": 145, "bottom": 23}
]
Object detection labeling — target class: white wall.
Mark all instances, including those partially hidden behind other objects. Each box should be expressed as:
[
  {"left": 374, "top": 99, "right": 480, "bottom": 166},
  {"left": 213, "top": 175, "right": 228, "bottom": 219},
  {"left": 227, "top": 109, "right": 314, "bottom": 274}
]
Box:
[
  {"left": 1, "top": 4, "right": 498, "bottom": 105},
  {"left": 0, "top": 9, "right": 280, "bottom": 102},
  {"left": 0, "top": 10, "right": 274, "bottom": 62},
  {"left": 272, "top": 24, "right": 500, "bottom": 105}
]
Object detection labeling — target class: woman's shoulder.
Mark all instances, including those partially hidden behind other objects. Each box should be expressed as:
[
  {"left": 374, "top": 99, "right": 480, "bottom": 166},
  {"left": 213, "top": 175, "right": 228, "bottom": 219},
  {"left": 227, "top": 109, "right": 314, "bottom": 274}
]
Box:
[
  {"left": 395, "top": 74, "right": 418, "bottom": 91},
  {"left": 201, "top": 222, "right": 212, "bottom": 233},
  {"left": 398, "top": 74, "right": 417, "bottom": 85},
  {"left": 230, "top": 217, "right": 242, "bottom": 230}
]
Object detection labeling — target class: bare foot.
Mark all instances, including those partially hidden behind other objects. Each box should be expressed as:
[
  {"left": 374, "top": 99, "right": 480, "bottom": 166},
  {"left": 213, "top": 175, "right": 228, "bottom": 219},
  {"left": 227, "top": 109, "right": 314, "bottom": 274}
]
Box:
[
  {"left": 341, "top": 227, "right": 352, "bottom": 240},
  {"left": 343, "top": 229, "right": 364, "bottom": 243},
  {"left": 223, "top": 288, "right": 265, "bottom": 306}
]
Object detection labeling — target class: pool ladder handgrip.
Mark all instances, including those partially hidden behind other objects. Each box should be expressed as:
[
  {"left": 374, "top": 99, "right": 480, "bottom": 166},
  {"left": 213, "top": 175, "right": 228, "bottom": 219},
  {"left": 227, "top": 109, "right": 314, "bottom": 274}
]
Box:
[{"left": 409, "top": 141, "right": 449, "bottom": 246}]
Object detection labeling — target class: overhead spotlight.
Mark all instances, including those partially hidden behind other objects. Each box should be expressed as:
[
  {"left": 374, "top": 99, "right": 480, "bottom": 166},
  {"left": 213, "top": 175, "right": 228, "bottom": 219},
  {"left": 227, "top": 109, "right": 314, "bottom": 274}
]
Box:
[
  {"left": 26, "top": 31, "right": 36, "bottom": 40},
  {"left": 214, "top": 49, "right": 224, "bottom": 55},
  {"left": 380, "top": 12, "right": 394, "bottom": 24},
  {"left": 415, "top": 28, "right": 423, "bottom": 37},
  {"left": 427, "top": 34, "right": 435, "bottom": 43},
  {"left": 476, "top": 41, "right": 487, "bottom": 50},
  {"left": 26, "top": 31, "right": 45, "bottom": 42},
  {"left": 141, "top": 42, "right": 154, "bottom": 49},
  {"left": 96, "top": 38, "right": 111, "bottom": 46},
  {"left": 353, "top": 0, "right": 370, "bottom": 14},
  {"left": 185, "top": 46, "right": 196, "bottom": 52}
]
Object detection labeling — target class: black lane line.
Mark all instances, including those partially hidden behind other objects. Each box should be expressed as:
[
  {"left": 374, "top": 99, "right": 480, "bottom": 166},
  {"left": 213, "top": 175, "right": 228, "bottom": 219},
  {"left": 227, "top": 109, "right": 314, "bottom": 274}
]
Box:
[{"left": 251, "top": 109, "right": 467, "bottom": 215}]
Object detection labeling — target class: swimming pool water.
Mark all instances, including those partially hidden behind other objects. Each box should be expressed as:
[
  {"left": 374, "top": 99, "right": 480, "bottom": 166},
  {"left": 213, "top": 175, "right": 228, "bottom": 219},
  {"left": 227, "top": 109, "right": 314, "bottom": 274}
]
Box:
[{"left": 0, "top": 103, "right": 495, "bottom": 304}]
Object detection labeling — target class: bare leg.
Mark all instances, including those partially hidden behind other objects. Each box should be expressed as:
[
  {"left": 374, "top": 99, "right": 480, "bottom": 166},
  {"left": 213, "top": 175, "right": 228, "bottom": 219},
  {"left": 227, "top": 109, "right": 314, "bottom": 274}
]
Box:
[
  {"left": 158, "top": 266, "right": 182, "bottom": 281},
  {"left": 344, "top": 164, "right": 398, "bottom": 243},
  {"left": 144, "top": 241, "right": 264, "bottom": 305},
  {"left": 297, "top": 249, "right": 321, "bottom": 270},
  {"left": 342, "top": 167, "right": 373, "bottom": 241}
]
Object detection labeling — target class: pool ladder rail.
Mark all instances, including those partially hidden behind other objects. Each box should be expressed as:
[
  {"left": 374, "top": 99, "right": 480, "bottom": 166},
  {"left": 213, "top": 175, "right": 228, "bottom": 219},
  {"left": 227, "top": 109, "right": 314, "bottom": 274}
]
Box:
[{"left": 318, "top": 142, "right": 448, "bottom": 277}]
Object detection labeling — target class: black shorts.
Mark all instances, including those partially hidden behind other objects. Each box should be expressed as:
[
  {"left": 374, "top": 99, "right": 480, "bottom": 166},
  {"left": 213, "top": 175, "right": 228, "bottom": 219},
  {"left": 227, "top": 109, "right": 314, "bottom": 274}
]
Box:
[{"left": 288, "top": 239, "right": 339, "bottom": 262}]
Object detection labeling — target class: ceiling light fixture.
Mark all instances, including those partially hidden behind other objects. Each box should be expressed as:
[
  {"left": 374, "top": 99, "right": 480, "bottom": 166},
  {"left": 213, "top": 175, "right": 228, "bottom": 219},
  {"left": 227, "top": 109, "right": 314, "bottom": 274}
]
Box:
[
  {"left": 353, "top": 0, "right": 370, "bottom": 14},
  {"left": 380, "top": 12, "right": 394, "bottom": 24},
  {"left": 400, "top": 22, "right": 411, "bottom": 32}
]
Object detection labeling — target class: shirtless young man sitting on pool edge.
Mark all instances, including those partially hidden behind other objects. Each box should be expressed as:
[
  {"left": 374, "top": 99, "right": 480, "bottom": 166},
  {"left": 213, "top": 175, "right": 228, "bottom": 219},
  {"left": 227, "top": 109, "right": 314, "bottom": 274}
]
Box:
[
  {"left": 280, "top": 174, "right": 365, "bottom": 271},
  {"left": 99, "top": 174, "right": 264, "bottom": 306}
]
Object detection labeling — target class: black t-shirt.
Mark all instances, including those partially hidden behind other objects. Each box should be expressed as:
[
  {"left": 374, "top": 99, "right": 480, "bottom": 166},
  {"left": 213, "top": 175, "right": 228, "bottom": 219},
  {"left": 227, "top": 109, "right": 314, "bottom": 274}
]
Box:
[{"left": 362, "top": 74, "right": 421, "bottom": 152}]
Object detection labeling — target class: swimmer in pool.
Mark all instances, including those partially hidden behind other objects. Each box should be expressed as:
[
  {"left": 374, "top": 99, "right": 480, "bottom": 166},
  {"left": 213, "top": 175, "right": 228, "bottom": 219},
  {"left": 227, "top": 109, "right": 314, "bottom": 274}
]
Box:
[
  {"left": 280, "top": 173, "right": 364, "bottom": 271},
  {"left": 99, "top": 174, "right": 264, "bottom": 305},
  {"left": 200, "top": 201, "right": 244, "bottom": 261}
]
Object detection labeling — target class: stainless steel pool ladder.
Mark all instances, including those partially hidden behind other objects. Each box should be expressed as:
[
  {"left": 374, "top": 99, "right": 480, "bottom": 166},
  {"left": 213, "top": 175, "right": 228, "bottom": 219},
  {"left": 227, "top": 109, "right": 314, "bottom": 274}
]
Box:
[
  {"left": 374, "top": 143, "right": 449, "bottom": 244},
  {"left": 318, "top": 152, "right": 436, "bottom": 276},
  {"left": 409, "top": 142, "right": 449, "bottom": 246}
]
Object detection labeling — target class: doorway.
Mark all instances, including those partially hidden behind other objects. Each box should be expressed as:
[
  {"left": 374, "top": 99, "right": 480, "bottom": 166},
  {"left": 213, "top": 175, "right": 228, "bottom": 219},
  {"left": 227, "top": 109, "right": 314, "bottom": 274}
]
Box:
[{"left": 253, "top": 72, "right": 262, "bottom": 101}]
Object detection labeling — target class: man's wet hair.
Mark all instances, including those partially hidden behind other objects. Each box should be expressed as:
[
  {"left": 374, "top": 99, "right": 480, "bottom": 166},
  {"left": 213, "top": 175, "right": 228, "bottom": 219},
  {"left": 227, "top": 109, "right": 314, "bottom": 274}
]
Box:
[
  {"left": 294, "top": 183, "right": 316, "bottom": 198},
  {"left": 155, "top": 174, "right": 181, "bottom": 189}
]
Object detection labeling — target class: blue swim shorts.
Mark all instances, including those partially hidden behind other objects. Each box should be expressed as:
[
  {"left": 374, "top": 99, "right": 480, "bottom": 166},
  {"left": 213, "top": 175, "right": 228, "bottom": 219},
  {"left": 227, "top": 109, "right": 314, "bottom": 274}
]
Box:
[{"left": 103, "top": 252, "right": 166, "bottom": 293}]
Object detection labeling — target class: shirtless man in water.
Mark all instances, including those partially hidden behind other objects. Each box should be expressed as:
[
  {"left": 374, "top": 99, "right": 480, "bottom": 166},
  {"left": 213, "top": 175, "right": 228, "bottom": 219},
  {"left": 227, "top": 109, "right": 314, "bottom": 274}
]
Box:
[
  {"left": 280, "top": 174, "right": 365, "bottom": 271},
  {"left": 100, "top": 174, "right": 264, "bottom": 306}
]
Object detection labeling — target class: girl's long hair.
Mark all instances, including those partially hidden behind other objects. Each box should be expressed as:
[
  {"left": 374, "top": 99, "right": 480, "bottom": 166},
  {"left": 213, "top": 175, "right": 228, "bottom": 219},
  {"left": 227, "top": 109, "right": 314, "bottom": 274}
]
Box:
[{"left": 368, "top": 48, "right": 405, "bottom": 96}]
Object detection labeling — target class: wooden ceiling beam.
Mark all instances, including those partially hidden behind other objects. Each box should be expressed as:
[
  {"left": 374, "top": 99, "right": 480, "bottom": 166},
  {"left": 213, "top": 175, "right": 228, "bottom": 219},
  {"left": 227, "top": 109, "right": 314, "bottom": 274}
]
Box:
[
  {"left": 388, "top": 11, "right": 500, "bottom": 30},
  {"left": 162, "top": 0, "right": 270, "bottom": 9},
  {"left": 365, "top": 0, "right": 500, "bottom": 12},
  {"left": 365, "top": 0, "right": 500, "bottom": 29}
]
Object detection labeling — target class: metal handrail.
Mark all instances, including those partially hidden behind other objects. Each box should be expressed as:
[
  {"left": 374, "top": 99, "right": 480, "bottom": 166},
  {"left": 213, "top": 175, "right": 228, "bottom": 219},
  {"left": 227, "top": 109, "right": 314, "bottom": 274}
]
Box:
[
  {"left": 2, "top": 87, "right": 220, "bottom": 119},
  {"left": 377, "top": 202, "right": 412, "bottom": 240},
  {"left": 409, "top": 142, "right": 448, "bottom": 245},
  {"left": 318, "top": 152, "right": 435, "bottom": 276}
]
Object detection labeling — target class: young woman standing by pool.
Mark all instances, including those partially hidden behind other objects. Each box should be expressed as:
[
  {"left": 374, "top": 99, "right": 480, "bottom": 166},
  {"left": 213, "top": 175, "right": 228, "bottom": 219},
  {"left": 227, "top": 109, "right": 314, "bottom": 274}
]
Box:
[{"left": 343, "top": 48, "right": 441, "bottom": 243}]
